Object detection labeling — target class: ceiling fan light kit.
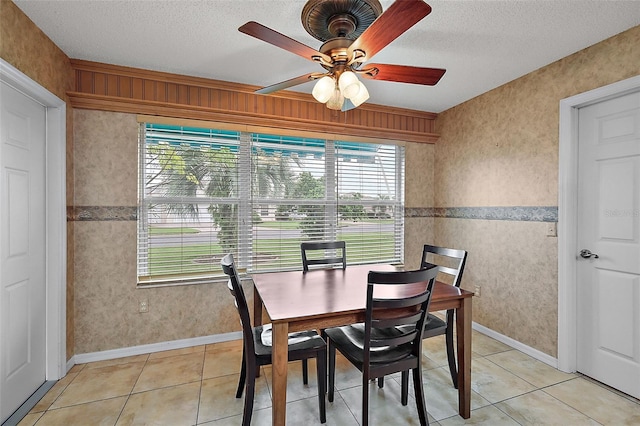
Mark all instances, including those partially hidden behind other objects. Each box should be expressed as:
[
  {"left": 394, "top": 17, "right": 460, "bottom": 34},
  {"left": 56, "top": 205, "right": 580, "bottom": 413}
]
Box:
[
  {"left": 312, "top": 70, "right": 369, "bottom": 109},
  {"left": 312, "top": 75, "right": 335, "bottom": 103},
  {"left": 326, "top": 87, "right": 345, "bottom": 110},
  {"left": 239, "top": 0, "right": 445, "bottom": 111},
  {"left": 338, "top": 71, "right": 361, "bottom": 98},
  {"left": 350, "top": 82, "right": 370, "bottom": 107}
]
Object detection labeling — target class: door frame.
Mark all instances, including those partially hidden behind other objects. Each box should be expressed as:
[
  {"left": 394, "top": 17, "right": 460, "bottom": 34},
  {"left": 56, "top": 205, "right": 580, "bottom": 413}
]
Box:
[
  {"left": 0, "top": 58, "right": 66, "bottom": 380},
  {"left": 558, "top": 74, "right": 640, "bottom": 373}
]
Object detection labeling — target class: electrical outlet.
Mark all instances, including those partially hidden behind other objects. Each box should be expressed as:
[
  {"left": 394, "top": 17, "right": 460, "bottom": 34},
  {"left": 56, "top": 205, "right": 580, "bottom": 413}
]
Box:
[
  {"left": 474, "top": 286, "right": 481, "bottom": 297},
  {"left": 546, "top": 222, "right": 557, "bottom": 237},
  {"left": 139, "top": 299, "right": 149, "bottom": 313}
]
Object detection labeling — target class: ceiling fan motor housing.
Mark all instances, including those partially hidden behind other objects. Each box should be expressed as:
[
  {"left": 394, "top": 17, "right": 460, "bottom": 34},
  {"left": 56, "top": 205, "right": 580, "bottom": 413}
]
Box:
[
  {"left": 301, "top": 0, "right": 383, "bottom": 41},
  {"left": 319, "top": 38, "right": 352, "bottom": 65}
]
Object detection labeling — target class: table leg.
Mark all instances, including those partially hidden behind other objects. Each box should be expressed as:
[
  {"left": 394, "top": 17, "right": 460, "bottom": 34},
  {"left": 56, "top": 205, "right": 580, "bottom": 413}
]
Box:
[
  {"left": 456, "top": 297, "right": 472, "bottom": 418},
  {"left": 272, "top": 322, "right": 289, "bottom": 426},
  {"left": 253, "top": 286, "right": 264, "bottom": 378},
  {"left": 253, "top": 286, "right": 263, "bottom": 326}
]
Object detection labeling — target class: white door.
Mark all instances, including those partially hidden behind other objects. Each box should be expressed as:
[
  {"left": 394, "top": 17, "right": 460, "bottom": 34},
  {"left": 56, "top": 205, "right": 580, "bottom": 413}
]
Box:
[
  {"left": 576, "top": 90, "right": 640, "bottom": 398},
  {"left": 0, "top": 81, "right": 47, "bottom": 422}
]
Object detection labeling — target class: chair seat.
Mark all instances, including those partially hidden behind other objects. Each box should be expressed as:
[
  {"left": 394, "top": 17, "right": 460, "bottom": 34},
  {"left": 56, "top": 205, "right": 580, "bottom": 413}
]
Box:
[
  {"left": 325, "top": 324, "right": 414, "bottom": 366},
  {"left": 423, "top": 313, "right": 447, "bottom": 334},
  {"left": 398, "top": 313, "right": 447, "bottom": 336},
  {"left": 253, "top": 325, "right": 326, "bottom": 358}
]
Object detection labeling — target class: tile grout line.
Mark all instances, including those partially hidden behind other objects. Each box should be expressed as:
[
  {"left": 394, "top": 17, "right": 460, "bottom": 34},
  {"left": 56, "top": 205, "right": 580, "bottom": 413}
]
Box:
[
  {"left": 580, "top": 374, "right": 640, "bottom": 405},
  {"left": 482, "top": 350, "right": 638, "bottom": 424},
  {"left": 113, "top": 353, "right": 151, "bottom": 426},
  {"left": 195, "top": 349, "right": 206, "bottom": 425},
  {"left": 538, "top": 384, "right": 605, "bottom": 426},
  {"left": 478, "top": 350, "right": 564, "bottom": 390}
]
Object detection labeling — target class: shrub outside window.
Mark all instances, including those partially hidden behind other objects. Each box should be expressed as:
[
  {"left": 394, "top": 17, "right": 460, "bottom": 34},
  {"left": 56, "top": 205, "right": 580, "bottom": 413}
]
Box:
[{"left": 138, "top": 123, "right": 404, "bottom": 286}]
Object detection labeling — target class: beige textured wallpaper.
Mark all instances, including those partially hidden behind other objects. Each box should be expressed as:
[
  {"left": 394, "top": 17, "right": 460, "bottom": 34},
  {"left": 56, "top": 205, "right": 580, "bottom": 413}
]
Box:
[
  {"left": 1, "top": 0, "right": 76, "bottom": 360},
  {"left": 404, "top": 142, "right": 435, "bottom": 269},
  {"left": 432, "top": 25, "right": 640, "bottom": 357},
  {"left": 72, "top": 110, "right": 243, "bottom": 353},
  {"left": 0, "top": 0, "right": 72, "bottom": 102}
]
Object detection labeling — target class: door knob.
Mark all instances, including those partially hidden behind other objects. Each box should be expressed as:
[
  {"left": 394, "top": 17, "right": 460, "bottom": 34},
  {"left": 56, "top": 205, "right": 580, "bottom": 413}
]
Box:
[{"left": 579, "top": 249, "right": 599, "bottom": 259}]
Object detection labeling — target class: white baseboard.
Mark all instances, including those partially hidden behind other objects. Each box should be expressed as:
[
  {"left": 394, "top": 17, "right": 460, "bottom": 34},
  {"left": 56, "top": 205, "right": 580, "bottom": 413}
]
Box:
[
  {"left": 68, "top": 331, "right": 242, "bottom": 370},
  {"left": 472, "top": 322, "right": 558, "bottom": 368},
  {"left": 65, "top": 324, "right": 558, "bottom": 373}
]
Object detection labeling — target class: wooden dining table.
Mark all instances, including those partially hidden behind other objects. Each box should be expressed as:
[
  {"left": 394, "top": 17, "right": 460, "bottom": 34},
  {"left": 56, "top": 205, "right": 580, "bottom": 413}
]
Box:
[{"left": 251, "top": 263, "right": 473, "bottom": 426}]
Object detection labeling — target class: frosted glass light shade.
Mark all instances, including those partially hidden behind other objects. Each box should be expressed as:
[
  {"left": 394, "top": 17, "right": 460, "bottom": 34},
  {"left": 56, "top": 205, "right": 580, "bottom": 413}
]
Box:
[
  {"left": 350, "top": 82, "right": 370, "bottom": 107},
  {"left": 338, "top": 71, "right": 360, "bottom": 99},
  {"left": 326, "top": 88, "right": 344, "bottom": 110},
  {"left": 312, "top": 76, "right": 335, "bottom": 103}
]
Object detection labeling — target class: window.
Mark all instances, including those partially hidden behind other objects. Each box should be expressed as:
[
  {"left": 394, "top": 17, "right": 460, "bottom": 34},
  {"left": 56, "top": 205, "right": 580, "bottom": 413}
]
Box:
[{"left": 138, "top": 122, "right": 404, "bottom": 286}]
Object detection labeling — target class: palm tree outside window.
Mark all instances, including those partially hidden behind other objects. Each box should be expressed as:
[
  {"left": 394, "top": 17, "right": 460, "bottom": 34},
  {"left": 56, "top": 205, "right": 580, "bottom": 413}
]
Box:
[{"left": 137, "top": 123, "right": 404, "bottom": 287}]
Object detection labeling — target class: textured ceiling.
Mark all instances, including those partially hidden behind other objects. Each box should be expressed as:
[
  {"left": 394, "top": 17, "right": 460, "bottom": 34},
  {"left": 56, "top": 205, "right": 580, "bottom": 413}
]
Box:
[{"left": 13, "top": 0, "right": 640, "bottom": 113}]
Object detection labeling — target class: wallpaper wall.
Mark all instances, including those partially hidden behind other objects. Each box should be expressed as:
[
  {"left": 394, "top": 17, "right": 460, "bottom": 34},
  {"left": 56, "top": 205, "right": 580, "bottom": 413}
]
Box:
[
  {"left": 431, "top": 25, "right": 640, "bottom": 357},
  {"left": 404, "top": 142, "right": 435, "bottom": 270},
  {"left": 71, "top": 110, "right": 246, "bottom": 353}
]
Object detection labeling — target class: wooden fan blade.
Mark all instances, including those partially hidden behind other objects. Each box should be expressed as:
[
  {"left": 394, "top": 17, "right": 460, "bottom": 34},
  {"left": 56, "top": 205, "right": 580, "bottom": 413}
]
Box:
[
  {"left": 255, "top": 73, "right": 320, "bottom": 94},
  {"left": 348, "top": 0, "right": 431, "bottom": 62},
  {"left": 360, "top": 64, "right": 446, "bottom": 86},
  {"left": 239, "top": 21, "right": 331, "bottom": 64}
]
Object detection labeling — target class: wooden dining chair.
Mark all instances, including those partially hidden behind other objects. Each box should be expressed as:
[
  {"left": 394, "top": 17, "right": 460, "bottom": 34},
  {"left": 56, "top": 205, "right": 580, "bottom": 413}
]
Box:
[
  {"left": 300, "top": 240, "right": 346, "bottom": 377},
  {"left": 419, "top": 244, "right": 468, "bottom": 388},
  {"left": 325, "top": 267, "right": 438, "bottom": 426},
  {"left": 375, "top": 244, "right": 468, "bottom": 392},
  {"left": 220, "top": 254, "right": 327, "bottom": 425},
  {"left": 301, "top": 241, "right": 346, "bottom": 272}
]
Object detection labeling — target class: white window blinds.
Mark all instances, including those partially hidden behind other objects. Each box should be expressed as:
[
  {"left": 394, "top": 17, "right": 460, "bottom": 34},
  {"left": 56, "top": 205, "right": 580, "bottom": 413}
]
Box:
[
  {"left": 335, "top": 141, "right": 404, "bottom": 265},
  {"left": 138, "top": 124, "right": 245, "bottom": 285},
  {"left": 250, "top": 134, "right": 328, "bottom": 272},
  {"left": 138, "top": 123, "right": 404, "bottom": 286}
]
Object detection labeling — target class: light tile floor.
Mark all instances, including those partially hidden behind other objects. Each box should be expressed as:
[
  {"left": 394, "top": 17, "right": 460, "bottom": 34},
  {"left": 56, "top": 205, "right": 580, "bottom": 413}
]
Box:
[{"left": 16, "top": 331, "right": 640, "bottom": 425}]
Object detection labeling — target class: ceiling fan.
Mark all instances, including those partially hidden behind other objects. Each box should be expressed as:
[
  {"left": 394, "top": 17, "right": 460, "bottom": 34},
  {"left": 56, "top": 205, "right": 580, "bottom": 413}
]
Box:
[{"left": 239, "top": 0, "right": 445, "bottom": 111}]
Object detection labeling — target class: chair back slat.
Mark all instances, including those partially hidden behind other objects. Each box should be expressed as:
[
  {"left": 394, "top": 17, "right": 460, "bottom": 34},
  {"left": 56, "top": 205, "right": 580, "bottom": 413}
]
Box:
[
  {"left": 301, "top": 241, "right": 346, "bottom": 272},
  {"left": 221, "top": 254, "right": 255, "bottom": 356},
  {"left": 371, "top": 332, "right": 417, "bottom": 348},
  {"left": 373, "top": 310, "right": 423, "bottom": 329},
  {"left": 420, "top": 244, "right": 468, "bottom": 288},
  {"left": 435, "top": 265, "right": 459, "bottom": 277}
]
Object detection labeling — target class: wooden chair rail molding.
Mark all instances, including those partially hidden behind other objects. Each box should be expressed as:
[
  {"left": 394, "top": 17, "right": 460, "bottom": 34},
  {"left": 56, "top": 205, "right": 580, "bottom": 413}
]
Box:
[{"left": 68, "top": 59, "right": 439, "bottom": 144}]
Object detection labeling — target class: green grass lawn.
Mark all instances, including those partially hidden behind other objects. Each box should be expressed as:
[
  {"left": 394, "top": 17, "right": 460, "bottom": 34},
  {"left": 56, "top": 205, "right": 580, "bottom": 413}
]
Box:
[
  {"left": 255, "top": 219, "right": 395, "bottom": 229},
  {"left": 145, "top": 231, "right": 396, "bottom": 275},
  {"left": 149, "top": 226, "right": 200, "bottom": 235},
  {"left": 150, "top": 222, "right": 387, "bottom": 235},
  {"left": 254, "top": 220, "right": 301, "bottom": 230}
]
